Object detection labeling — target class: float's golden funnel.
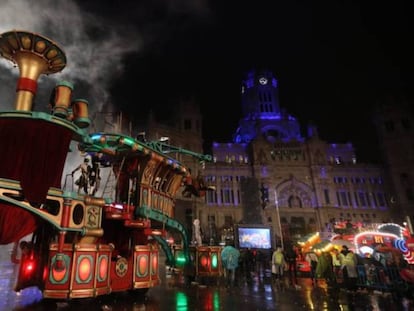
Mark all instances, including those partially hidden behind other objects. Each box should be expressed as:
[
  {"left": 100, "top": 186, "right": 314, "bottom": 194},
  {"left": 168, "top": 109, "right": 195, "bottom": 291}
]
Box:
[
  {"left": 0, "top": 30, "right": 66, "bottom": 111},
  {"left": 72, "top": 99, "right": 90, "bottom": 128}
]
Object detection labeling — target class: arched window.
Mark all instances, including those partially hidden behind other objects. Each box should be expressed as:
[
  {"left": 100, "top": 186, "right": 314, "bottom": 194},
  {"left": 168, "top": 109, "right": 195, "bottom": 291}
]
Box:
[{"left": 288, "top": 195, "right": 302, "bottom": 208}]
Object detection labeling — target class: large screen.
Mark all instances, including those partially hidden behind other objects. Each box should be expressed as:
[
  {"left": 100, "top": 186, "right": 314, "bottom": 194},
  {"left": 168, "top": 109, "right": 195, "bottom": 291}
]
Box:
[{"left": 237, "top": 226, "right": 272, "bottom": 249}]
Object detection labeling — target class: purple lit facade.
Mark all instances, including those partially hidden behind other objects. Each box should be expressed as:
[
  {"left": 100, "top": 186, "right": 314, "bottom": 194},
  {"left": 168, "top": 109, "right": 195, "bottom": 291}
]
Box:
[
  {"left": 200, "top": 69, "right": 400, "bottom": 246},
  {"left": 129, "top": 69, "right": 413, "bottom": 247}
]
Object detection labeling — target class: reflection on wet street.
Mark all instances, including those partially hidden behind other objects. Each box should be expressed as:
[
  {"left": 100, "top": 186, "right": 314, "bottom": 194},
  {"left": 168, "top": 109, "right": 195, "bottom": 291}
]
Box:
[{"left": 2, "top": 253, "right": 414, "bottom": 311}]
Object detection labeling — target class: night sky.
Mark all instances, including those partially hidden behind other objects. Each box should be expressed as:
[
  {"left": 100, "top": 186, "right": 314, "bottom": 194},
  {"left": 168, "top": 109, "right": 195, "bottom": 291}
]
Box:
[{"left": 1, "top": 0, "right": 413, "bottom": 162}]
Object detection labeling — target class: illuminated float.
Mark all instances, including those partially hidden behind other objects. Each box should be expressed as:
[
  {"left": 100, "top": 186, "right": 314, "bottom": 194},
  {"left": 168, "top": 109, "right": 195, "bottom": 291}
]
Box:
[
  {"left": 0, "top": 30, "right": 214, "bottom": 300},
  {"left": 294, "top": 222, "right": 414, "bottom": 273},
  {"left": 353, "top": 223, "right": 414, "bottom": 264}
]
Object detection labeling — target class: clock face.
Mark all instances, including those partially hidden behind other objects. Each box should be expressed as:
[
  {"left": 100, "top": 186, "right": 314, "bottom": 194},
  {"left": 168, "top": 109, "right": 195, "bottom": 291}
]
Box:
[{"left": 259, "top": 77, "right": 268, "bottom": 85}]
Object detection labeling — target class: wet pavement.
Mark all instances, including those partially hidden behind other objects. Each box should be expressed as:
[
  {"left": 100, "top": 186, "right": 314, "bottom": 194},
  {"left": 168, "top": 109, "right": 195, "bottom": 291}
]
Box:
[{"left": 1, "top": 244, "right": 414, "bottom": 311}]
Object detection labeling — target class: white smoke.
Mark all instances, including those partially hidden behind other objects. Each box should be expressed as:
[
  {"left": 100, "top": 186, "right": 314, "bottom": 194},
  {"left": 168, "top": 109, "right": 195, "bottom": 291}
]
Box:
[
  {"left": 0, "top": 0, "right": 143, "bottom": 114},
  {"left": 0, "top": 0, "right": 212, "bottom": 116}
]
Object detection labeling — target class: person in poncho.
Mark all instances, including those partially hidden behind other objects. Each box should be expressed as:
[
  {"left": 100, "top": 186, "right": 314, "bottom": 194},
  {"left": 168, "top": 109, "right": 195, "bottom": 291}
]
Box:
[
  {"left": 221, "top": 241, "right": 240, "bottom": 288},
  {"left": 338, "top": 245, "right": 358, "bottom": 291},
  {"left": 315, "top": 251, "right": 334, "bottom": 286},
  {"left": 271, "top": 247, "right": 286, "bottom": 280}
]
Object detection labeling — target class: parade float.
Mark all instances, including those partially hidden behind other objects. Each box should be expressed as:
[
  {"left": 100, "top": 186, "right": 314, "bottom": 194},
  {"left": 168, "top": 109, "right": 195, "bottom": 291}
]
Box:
[
  {"left": 294, "top": 222, "right": 414, "bottom": 274},
  {"left": 0, "top": 30, "right": 216, "bottom": 301}
]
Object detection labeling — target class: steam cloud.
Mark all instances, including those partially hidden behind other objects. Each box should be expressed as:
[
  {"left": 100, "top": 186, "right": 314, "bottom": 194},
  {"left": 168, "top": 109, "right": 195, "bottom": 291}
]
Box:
[
  {"left": 0, "top": 0, "right": 211, "bottom": 116},
  {"left": 0, "top": 0, "right": 145, "bottom": 115}
]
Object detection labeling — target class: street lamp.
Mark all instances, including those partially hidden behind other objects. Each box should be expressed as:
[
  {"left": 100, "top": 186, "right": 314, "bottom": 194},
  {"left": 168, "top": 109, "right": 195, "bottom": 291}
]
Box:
[{"left": 274, "top": 189, "right": 284, "bottom": 250}]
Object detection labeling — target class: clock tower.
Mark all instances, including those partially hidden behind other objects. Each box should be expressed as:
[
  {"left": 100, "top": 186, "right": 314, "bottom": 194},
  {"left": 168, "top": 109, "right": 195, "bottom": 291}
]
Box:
[
  {"left": 234, "top": 69, "right": 302, "bottom": 143},
  {"left": 241, "top": 70, "right": 281, "bottom": 118}
]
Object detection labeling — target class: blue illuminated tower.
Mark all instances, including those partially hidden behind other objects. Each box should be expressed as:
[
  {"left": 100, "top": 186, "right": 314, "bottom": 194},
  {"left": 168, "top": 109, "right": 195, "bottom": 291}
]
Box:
[{"left": 234, "top": 69, "right": 302, "bottom": 143}]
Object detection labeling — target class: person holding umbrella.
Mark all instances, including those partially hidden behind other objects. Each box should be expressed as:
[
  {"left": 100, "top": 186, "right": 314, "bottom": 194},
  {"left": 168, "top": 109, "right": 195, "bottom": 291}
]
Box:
[{"left": 221, "top": 240, "right": 240, "bottom": 289}]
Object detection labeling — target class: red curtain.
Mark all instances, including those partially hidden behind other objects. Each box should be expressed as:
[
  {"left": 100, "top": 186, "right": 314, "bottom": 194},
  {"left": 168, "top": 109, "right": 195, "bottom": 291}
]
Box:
[
  {"left": 0, "top": 203, "right": 38, "bottom": 244},
  {"left": 0, "top": 118, "right": 72, "bottom": 203},
  {"left": 0, "top": 118, "right": 73, "bottom": 243}
]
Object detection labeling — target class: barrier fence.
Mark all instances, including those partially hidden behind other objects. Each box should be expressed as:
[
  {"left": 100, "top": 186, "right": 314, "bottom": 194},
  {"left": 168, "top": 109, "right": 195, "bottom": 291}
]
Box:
[{"left": 351, "top": 265, "right": 413, "bottom": 296}]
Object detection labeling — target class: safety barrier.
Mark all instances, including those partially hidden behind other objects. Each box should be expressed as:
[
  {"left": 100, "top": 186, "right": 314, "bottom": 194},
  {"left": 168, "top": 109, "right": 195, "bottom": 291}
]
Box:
[{"left": 355, "top": 265, "right": 412, "bottom": 295}]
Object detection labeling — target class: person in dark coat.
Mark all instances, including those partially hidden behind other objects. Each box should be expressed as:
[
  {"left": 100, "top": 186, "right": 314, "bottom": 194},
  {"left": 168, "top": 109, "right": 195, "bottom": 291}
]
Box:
[
  {"left": 242, "top": 248, "right": 255, "bottom": 284},
  {"left": 305, "top": 251, "right": 319, "bottom": 285},
  {"left": 285, "top": 244, "right": 298, "bottom": 287}
]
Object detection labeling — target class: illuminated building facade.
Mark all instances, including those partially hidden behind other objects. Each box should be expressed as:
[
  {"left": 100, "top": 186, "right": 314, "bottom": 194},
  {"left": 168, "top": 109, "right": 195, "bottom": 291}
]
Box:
[
  {"left": 199, "top": 70, "right": 395, "bottom": 246},
  {"left": 136, "top": 70, "right": 413, "bottom": 247}
]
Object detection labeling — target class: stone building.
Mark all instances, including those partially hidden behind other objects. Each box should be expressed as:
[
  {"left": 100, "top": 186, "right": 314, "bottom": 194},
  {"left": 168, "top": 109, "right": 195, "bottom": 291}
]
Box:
[
  {"left": 198, "top": 70, "right": 395, "bottom": 246},
  {"left": 118, "top": 70, "right": 413, "bottom": 247},
  {"left": 373, "top": 99, "right": 414, "bottom": 230}
]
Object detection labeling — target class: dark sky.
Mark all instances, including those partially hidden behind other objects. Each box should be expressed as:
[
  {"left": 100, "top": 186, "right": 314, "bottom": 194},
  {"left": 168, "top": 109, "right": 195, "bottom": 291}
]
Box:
[
  {"left": 84, "top": 0, "right": 413, "bottom": 162},
  {"left": 1, "top": 1, "right": 413, "bottom": 162}
]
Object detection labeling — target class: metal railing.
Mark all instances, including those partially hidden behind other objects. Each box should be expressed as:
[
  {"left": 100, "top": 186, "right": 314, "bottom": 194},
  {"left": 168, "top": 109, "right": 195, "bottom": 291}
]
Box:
[{"left": 354, "top": 265, "right": 412, "bottom": 294}]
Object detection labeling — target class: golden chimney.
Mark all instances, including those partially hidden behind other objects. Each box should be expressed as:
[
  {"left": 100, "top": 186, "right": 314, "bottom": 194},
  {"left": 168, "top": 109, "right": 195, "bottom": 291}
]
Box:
[
  {"left": 50, "top": 80, "right": 74, "bottom": 118},
  {"left": 0, "top": 30, "right": 66, "bottom": 111}
]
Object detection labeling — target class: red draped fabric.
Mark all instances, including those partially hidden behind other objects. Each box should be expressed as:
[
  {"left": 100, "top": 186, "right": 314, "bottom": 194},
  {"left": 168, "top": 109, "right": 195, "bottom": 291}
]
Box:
[
  {"left": 0, "top": 203, "right": 38, "bottom": 244},
  {"left": 0, "top": 118, "right": 73, "bottom": 243},
  {"left": 0, "top": 118, "right": 72, "bottom": 203}
]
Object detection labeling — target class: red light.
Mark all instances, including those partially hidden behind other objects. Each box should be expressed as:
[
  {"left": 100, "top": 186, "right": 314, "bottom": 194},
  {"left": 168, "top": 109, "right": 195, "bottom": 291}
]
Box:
[
  {"left": 152, "top": 254, "right": 158, "bottom": 272},
  {"left": 55, "top": 258, "right": 65, "bottom": 271},
  {"left": 200, "top": 254, "right": 210, "bottom": 267},
  {"left": 52, "top": 266, "right": 67, "bottom": 282},
  {"left": 137, "top": 255, "right": 148, "bottom": 276},
  {"left": 15, "top": 257, "right": 37, "bottom": 291},
  {"left": 99, "top": 257, "right": 108, "bottom": 280},
  {"left": 78, "top": 257, "right": 91, "bottom": 281},
  {"left": 23, "top": 260, "right": 35, "bottom": 274},
  {"left": 51, "top": 256, "right": 67, "bottom": 282},
  {"left": 21, "top": 259, "right": 36, "bottom": 281}
]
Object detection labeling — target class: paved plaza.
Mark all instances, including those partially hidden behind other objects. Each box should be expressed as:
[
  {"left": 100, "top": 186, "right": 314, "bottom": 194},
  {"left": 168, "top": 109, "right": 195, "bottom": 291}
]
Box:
[{"left": 1, "top": 244, "right": 413, "bottom": 311}]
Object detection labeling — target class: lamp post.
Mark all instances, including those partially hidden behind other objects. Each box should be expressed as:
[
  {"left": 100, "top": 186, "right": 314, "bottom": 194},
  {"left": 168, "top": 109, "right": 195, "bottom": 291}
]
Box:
[{"left": 274, "top": 189, "right": 284, "bottom": 250}]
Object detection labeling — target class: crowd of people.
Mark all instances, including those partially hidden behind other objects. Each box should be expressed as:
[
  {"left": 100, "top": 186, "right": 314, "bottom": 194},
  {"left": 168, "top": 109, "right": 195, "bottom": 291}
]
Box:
[
  {"left": 269, "top": 243, "right": 414, "bottom": 294},
  {"left": 269, "top": 244, "right": 364, "bottom": 291},
  {"left": 219, "top": 240, "right": 274, "bottom": 290},
  {"left": 218, "top": 240, "right": 412, "bottom": 295}
]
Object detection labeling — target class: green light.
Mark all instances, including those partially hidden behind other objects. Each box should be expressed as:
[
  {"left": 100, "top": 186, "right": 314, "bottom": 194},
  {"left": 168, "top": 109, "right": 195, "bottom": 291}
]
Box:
[
  {"left": 211, "top": 253, "right": 218, "bottom": 269},
  {"left": 213, "top": 290, "right": 220, "bottom": 310},
  {"left": 175, "top": 251, "right": 187, "bottom": 268},
  {"left": 122, "top": 137, "right": 135, "bottom": 146},
  {"left": 176, "top": 291, "right": 188, "bottom": 311}
]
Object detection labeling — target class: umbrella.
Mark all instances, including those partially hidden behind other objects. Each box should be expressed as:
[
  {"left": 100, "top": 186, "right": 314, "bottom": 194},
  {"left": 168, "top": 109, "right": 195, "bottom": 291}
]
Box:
[
  {"left": 330, "top": 239, "right": 354, "bottom": 250},
  {"left": 311, "top": 240, "right": 333, "bottom": 252},
  {"left": 221, "top": 246, "right": 240, "bottom": 269},
  {"left": 297, "top": 232, "right": 320, "bottom": 245}
]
